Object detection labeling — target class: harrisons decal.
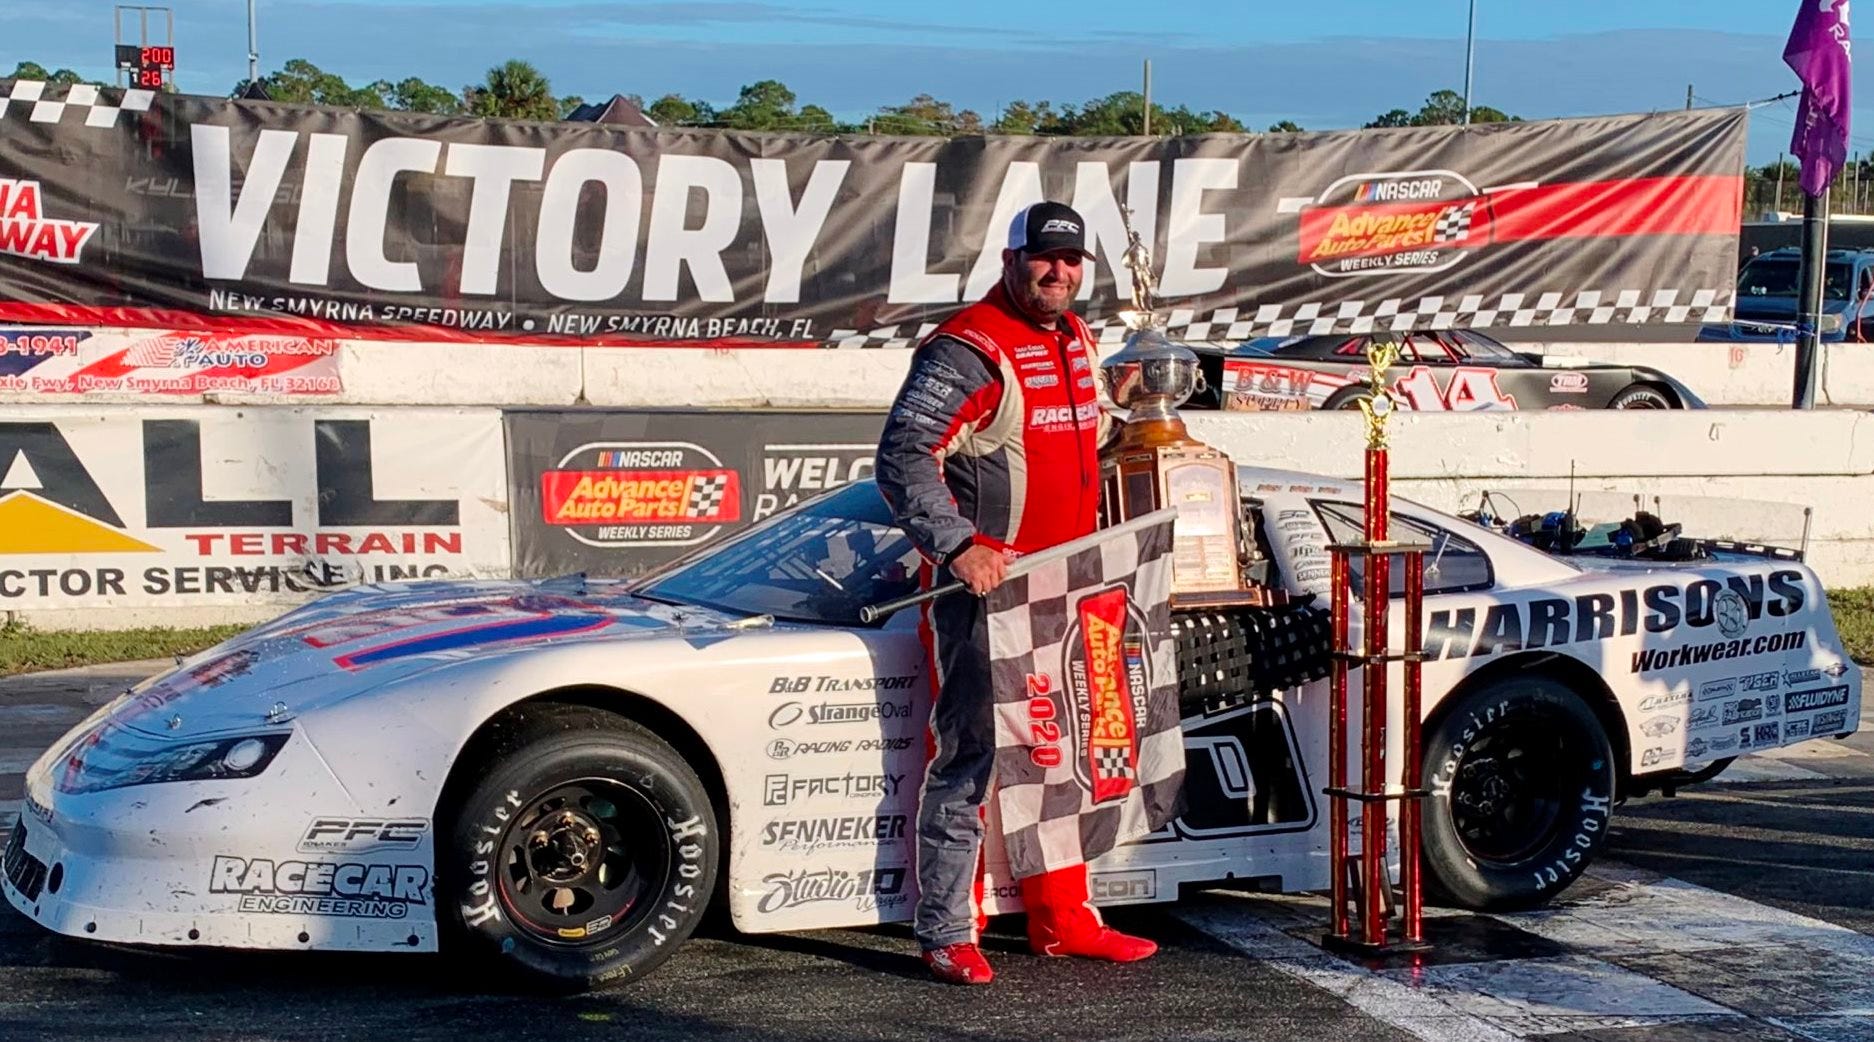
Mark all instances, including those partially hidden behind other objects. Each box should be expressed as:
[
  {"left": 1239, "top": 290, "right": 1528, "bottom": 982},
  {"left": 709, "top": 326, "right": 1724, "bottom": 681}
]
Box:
[
  {"left": 767, "top": 700, "right": 914, "bottom": 729},
  {"left": 1786, "top": 685, "right": 1851, "bottom": 714},
  {"left": 0, "top": 178, "right": 98, "bottom": 265},
  {"left": 757, "top": 866, "right": 906, "bottom": 914},
  {"left": 209, "top": 855, "right": 428, "bottom": 918},
  {"left": 1424, "top": 571, "right": 1807, "bottom": 664},
  {"left": 540, "top": 442, "right": 739, "bottom": 549},
  {"left": 762, "top": 773, "right": 905, "bottom": 806},
  {"left": 759, "top": 815, "right": 908, "bottom": 853}
]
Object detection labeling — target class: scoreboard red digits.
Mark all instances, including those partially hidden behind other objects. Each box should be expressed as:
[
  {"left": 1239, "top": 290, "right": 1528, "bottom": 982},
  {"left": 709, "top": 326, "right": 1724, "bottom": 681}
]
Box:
[{"left": 114, "top": 43, "right": 176, "bottom": 88}]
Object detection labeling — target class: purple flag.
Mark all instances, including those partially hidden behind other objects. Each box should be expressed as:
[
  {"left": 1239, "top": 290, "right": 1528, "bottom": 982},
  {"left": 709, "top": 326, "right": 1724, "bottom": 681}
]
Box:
[{"left": 1785, "top": 0, "right": 1854, "bottom": 197}]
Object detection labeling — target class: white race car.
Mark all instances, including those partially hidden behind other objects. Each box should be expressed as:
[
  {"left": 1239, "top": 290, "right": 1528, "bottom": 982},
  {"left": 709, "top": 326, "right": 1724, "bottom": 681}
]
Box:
[{"left": 4, "top": 468, "right": 1860, "bottom": 990}]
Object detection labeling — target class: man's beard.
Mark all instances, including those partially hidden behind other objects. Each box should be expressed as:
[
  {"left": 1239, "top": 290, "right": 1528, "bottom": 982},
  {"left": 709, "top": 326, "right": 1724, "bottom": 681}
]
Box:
[{"left": 1012, "top": 280, "right": 1075, "bottom": 324}]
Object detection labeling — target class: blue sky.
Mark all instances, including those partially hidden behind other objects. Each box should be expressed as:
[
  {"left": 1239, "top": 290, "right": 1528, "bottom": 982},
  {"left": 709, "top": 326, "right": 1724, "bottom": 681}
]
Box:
[{"left": 5, "top": 0, "right": 1860, "bottom": 163}]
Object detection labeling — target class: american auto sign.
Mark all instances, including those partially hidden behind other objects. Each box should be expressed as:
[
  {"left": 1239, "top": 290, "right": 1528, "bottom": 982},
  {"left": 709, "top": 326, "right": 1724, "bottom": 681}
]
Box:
[{"left": 0, "top": 78, "right": 1746, "bottom": 345}]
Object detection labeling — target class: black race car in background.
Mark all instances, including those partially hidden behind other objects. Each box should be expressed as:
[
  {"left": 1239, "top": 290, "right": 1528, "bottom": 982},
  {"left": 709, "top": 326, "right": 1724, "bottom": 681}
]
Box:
[{"left": 1188, "top": 330, "right": 1705, "bottom": 412}]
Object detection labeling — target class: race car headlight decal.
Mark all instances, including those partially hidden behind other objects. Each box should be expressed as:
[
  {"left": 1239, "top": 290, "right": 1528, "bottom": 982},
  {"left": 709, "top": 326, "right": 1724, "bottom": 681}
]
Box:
[{"left": 55, "top": 725, "right": 292, "bottom": 795}]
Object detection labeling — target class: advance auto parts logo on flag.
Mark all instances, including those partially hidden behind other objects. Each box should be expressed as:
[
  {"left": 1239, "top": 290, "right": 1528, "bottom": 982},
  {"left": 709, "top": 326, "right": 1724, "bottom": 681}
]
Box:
[
  {"left": 1062, "top": 585, "right": 1153, "bottom": 804},
  {"left": 541, "top": 442, "right": 742, "bottom": 548},
  {"left": 1288, "top": 169, "right": 1510, "bottom": 279}
]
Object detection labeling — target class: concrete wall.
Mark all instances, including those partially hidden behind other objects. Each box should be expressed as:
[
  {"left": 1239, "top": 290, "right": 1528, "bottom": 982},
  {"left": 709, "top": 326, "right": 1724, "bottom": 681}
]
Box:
[
  {"left": 1186, "top": 410, "right": 1874, "bottom": 586},
  {"left": 10, "top": 329, "right": 1874, "bottom": 408}
]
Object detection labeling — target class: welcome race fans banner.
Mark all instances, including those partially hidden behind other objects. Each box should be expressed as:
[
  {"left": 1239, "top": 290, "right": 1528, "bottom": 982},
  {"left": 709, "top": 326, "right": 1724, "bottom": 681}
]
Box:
[{"left": 0, "top": 79, "right": 1746, "bottom": 346}]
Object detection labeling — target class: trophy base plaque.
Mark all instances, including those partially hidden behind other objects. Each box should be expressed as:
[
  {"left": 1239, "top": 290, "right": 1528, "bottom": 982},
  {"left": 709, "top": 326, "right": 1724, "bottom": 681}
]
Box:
[{"left": 1100, "top": 417, "right": 1256, "bottom": 600}]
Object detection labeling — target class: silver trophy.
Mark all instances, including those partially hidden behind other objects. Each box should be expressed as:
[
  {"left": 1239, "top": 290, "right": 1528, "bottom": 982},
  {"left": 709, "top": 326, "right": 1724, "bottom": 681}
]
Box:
[
  {"left": 1100, "top": 206, "right": 1204, "bottom": 426},
  {"left": 1096, "top": 207, "right": 1246, "bottom": 597}
]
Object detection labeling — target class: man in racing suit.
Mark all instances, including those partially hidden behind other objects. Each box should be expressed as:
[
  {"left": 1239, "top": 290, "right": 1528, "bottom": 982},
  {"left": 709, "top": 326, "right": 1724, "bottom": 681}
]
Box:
[{"left": 875, "top": 202, "right": 1157, "bottom": 986}]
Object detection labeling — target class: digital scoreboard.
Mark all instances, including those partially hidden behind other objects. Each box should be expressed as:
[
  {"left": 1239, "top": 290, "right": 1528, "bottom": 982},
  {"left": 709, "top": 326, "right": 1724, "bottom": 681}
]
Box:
[{"left": 114, "top": 44, "right": 175, "bottom": 88}]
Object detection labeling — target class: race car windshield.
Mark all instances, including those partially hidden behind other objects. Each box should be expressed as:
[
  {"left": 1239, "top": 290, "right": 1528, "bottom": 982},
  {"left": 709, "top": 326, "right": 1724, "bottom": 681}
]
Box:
[
  {"left": 1738, "top": 259, "right": 1853, "bottom": 301},
  {"left": 633, "top": 482, "right": 923, "bottom": 627}
]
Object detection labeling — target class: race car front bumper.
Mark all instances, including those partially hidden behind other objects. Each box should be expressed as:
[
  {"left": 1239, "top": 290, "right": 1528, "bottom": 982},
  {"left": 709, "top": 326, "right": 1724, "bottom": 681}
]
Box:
[{"left": 2, "top": 732, "right": 440, "bottom": 954}]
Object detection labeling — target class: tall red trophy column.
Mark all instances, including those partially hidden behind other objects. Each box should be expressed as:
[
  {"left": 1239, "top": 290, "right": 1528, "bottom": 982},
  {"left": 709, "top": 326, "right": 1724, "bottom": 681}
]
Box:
[{"left": 1325, "top": 339, "right": 1430, "bottom": 955}]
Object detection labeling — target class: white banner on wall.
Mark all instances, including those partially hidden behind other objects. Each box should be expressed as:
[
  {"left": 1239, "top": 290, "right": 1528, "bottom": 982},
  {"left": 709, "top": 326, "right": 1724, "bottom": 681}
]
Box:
[{"left": 0, "top": 406, "right": 509, "bottom": 610}]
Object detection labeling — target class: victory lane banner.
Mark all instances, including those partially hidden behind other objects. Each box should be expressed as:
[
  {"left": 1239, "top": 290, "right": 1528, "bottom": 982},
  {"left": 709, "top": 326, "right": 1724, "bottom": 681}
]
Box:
[
  {"left": 0, "top": 406, "right": 509, "bottom": 610},
  {"left": 505, "top": 409, "right": 888, "bottom": 577},
  {"left": 0, "top": 78, "right": 1745, "bottom": 345}
]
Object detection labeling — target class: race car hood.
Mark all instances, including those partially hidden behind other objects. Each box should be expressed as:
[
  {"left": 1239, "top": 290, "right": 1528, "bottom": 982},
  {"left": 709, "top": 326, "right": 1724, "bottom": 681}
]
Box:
[{"left": 98, "top": 577, "right": 720, "bottom": 741}]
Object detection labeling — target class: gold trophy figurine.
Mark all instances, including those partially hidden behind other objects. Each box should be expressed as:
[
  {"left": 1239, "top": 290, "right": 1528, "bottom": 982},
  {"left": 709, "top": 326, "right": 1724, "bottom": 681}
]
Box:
[
  {"left": 1098, "top": 207, "right": 1256, "bottom": 602},
  {"left": 1356, "top": 338, "right": 1401, "bottom": 450}
]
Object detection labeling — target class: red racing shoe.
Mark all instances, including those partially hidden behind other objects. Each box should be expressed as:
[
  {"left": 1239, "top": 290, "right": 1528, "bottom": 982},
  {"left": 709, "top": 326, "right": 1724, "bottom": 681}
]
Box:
[
  {"left": 922, "top": 942, "right": 995, "bottom": 985},
  {"left": 1021, "top": 864, "right": 1159, "bottom": 962}
]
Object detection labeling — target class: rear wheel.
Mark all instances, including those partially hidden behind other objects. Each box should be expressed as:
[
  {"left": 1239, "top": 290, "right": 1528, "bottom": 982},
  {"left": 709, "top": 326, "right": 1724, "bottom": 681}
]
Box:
[
  {"left": 1323, "top": 387, "right": 1376, "bottom": 411},
  {"left": 1421, "top": 675, "right": 1616, "bottom": 910},
  {"left": 441, "top": 705, "right": 718, "bottom": 991},
  {"left": 1609, "top": 384, "right": 1676, "bottom": 409}
]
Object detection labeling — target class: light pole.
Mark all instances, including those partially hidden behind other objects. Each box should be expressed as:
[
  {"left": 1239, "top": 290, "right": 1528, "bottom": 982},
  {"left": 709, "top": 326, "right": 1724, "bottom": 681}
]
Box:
[
  {"left": 246, "top": 0, "right": 258, "bottom": 85},
  {"left": 1461, "top": 0, "right": 1476, "bottom": 124}
]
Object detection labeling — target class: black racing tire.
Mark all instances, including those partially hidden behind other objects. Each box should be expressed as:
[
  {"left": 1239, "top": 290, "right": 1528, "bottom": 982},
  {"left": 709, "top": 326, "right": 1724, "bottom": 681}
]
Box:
[
  {"left": 1421, "top": 674, "right": 1617, "bottom": 911},
  {"left": 1609, "top": 383, "right": 1677, "bottom": 410},
  {"left": 441, "top": 704, "right": 718, "bottom": 992}
]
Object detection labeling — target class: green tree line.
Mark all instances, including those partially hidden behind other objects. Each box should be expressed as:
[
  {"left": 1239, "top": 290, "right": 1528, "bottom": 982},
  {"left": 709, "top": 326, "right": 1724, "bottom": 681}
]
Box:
[{"left": 7, "top": 57, "right": 1518, "bottom": 135}]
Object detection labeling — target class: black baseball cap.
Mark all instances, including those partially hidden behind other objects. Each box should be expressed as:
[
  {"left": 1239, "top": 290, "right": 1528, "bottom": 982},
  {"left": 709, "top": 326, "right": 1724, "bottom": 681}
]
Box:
[{"left": 1007, "top": 201, "right": 1094, "bottom": 259}]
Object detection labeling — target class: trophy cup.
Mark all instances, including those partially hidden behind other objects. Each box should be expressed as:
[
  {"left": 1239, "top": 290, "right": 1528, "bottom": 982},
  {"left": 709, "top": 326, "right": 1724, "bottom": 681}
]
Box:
[{"left": 1098, "top": 209, "right": 1253, "bottom": 602}]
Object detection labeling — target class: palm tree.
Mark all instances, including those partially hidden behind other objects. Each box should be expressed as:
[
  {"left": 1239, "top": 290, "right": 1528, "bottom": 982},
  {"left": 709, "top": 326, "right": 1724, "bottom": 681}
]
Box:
[{"left": 467, "top": 60, "right": 557, "bottom": 121}]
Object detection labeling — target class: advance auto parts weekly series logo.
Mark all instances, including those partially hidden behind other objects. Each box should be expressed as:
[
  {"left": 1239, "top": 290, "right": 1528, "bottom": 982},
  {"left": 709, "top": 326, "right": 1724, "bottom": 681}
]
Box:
[
  {"left": 1284, "top": 169, "right": 1520, "bottom": 279},
  {"left": 541, "top": 441, "right": 741, "bottom": 548},
  {"left": 1059, "top": 585, "right": 1153, "bottom": 805}
]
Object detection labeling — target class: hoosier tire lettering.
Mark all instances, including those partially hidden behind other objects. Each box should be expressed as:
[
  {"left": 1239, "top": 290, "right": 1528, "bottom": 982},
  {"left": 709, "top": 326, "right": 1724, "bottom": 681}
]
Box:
[
  {"left": 1420, "top": 675, "right": 1617, "bottom": 911},
  {"left": 443, "top": 705, "right": 719, "bottom": 992}
]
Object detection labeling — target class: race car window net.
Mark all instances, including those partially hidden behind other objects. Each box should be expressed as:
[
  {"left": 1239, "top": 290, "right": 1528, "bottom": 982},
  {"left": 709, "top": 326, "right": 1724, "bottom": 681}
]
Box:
[
  {"left": 1309, "top": 501, "right": 1494, "bottom": 596},
  {"left": 635, "top": 482, "right": 922, "bottom": 627}
]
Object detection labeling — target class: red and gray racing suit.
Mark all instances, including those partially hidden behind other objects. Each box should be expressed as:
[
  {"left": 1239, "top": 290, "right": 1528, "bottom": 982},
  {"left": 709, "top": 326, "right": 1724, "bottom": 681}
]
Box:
[{"left": 874, "top": 282, "right": 1108, "bottom": 950}]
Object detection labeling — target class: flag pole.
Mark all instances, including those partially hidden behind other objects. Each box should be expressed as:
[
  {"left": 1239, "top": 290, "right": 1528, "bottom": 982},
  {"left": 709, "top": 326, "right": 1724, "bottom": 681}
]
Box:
[{"left": 1793, "top": 189, "right": 1829, "bottom": 409}]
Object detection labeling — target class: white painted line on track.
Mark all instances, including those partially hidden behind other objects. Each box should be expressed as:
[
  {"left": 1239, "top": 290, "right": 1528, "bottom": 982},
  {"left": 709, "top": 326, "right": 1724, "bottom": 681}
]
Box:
[{"left": 1173, "top": 899, "right": 1524, "bottom": 1042}]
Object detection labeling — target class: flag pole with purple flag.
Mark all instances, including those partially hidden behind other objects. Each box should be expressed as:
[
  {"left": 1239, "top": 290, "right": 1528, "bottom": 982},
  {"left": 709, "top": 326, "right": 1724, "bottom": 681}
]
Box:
[{"left": 1786, "top": 0, "right": 1853, "bottom": 409}]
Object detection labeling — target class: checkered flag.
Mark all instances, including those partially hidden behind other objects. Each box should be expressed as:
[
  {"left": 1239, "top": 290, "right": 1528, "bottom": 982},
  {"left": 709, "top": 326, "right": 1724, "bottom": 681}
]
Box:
[
  {"left": 986, "top": 512, "right": 1185, "bottom": 878},
  {"left": 1433, "top": 201, "right": 1475, "bottom": 243},
  {"left": 686, "top": 474, "right": 730, "bottom": 516}
]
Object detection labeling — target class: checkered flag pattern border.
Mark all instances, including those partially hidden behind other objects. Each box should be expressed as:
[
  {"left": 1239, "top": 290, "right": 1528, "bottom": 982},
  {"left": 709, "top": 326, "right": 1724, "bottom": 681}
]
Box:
[
  {"left": 1433, "top": 201, "right": 1475, "bottom": 243},
  {"left": 686, "top": 474, "right": 730, "bottom": 516},
  {"left": 0, "top": 81, "right": 156, "bottom": 128},
  {"left": 984, "top": 517, "right": 1185, "bottom": 878},
  {"left": 822, "top": 288, "right": 1734, "bottom": 347}
]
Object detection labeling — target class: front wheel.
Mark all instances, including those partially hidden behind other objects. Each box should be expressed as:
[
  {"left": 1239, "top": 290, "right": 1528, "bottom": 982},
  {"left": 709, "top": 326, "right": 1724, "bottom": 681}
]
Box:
[
  {"left": 1609, "top": 384, "right": 1677, "bottom": 409},
  {"left": 441, "top": 705, "right": 719, "bottom": 991},
  {"left": 1421, "top": 675, "right": 1616, "bottom": 910}
]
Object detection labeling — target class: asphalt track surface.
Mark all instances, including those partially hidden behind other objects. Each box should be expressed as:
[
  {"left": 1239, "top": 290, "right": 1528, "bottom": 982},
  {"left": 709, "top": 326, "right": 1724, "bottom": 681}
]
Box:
[{"left": 2, "top": 661, "right": 1871, "bottom": 1042}]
